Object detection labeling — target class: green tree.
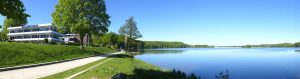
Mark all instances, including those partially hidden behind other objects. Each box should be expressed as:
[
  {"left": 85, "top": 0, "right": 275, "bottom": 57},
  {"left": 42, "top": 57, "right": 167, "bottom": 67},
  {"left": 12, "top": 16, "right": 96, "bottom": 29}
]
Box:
[
  {"left": 119, "top": 17, "right": 142, "bottom": 51},
  {"left": 52, "top": 0, "right": 110, "bottom": 50},
  {"left": 100, "top": 32, "right": 117, "bottom": 46},
  {"left": 294, "top": 42, "right": 300, "bottom": 47},
  {"left": 0, "top": 18, "right": 27, "bottom": 41},
  {"left": 0, "top": 0, "right": 30, "bottom": 22}
]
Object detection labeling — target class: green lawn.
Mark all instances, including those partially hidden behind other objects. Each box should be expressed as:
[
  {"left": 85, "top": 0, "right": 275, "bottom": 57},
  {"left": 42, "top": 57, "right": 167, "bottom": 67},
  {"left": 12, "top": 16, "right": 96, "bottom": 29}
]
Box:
[
  {"left": 42, "top": 54, "right": 199, "bottom": 79},
  {"left": 0, "top": 42, "right": 115, "bottom": 68}
]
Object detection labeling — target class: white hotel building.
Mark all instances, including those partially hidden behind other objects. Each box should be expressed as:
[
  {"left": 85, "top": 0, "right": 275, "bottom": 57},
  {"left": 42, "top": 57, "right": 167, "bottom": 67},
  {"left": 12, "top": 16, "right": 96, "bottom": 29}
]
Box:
[{"left": 7, "top": 23, "right": 64, "bottom": 42}]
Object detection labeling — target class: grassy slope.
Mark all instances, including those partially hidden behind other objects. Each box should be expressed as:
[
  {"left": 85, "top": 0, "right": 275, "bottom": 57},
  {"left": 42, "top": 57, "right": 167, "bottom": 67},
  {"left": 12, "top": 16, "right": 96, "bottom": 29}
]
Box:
[
  {"left": 0, "top": 42, "right": 115, "bottom": 68},
  {"left": 43, "top": 54, "right": 199, "bottom": 79}
]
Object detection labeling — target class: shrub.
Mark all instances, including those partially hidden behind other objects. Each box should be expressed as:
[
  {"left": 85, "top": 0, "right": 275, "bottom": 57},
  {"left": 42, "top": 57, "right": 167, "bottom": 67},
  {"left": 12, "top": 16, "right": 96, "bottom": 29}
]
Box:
[{"left": 44, "top": 38, "right": 49, "bottom": 44}]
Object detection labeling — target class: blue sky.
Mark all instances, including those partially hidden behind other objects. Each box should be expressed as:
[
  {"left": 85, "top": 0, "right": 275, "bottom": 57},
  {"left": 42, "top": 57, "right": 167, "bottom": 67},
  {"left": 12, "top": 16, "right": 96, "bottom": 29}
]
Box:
[{"left": 0, "top": 0, "right": 299, "bottom": 46}]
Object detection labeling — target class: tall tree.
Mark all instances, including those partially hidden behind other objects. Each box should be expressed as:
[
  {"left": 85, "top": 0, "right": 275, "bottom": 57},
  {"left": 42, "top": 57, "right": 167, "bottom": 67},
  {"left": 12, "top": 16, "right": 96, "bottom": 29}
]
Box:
[
  {"left": 52, "top": 0, "right": 110, "bottom": 50},
  {"left": 0, "top": 18, "right": 27, "bottom": 41},
  {"left": 0, "top": 0, "right": 30, "bottom": 22},
  {"left": 119, "top": 17, "right": 142, "bottom": 51},
  {"left": 0, "top": 0, "right": 29, "bottom": 41}
]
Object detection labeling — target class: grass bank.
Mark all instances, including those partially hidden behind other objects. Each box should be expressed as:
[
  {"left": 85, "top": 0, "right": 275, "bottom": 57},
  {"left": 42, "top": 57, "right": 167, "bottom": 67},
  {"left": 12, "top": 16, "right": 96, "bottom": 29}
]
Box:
[
  {"left": 0, "top": 42, "right": 115, "bottom": 68},
  {"left": 43, "top": 54, "right": 199, "bottom": 79}
]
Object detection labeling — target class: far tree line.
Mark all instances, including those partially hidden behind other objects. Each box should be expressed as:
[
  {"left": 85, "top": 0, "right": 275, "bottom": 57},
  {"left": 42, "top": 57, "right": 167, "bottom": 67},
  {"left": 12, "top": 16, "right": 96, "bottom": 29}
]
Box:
[
  {"left": 143, "top": 41, "right": 213, "bottom": 49},
  {"left": 242, "top": 42, "right": 300, "bottom": 48}
]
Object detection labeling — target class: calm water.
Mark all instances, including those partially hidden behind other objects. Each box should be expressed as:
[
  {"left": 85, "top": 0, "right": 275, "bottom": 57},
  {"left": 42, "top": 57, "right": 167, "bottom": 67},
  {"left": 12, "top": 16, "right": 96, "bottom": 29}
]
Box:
[{"left": 135, "top": 48, "right": 300, "bottom": 79}]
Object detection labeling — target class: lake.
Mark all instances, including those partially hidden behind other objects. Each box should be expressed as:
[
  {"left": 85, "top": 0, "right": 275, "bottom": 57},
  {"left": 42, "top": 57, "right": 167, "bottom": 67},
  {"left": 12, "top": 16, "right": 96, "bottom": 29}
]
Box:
[{"left": 135, "top": 48, "right": 300, "bottom": 79}]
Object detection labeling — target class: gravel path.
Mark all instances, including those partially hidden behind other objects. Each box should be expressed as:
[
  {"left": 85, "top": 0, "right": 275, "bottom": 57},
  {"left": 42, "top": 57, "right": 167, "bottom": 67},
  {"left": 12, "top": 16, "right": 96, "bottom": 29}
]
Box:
[{"left": 0, "top": 56, "right": 106, "bottom": 79}]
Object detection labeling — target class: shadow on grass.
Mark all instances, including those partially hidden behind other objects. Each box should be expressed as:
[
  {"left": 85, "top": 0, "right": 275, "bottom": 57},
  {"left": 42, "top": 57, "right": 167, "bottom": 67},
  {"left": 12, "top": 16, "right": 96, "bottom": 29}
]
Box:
[
  {"left": 113, "top": 68, "right": 230, "bottom": 79},
  {"left": 109, "top": 54, "right": 200, "bottom": 79},
  {"left": 109, "top": 54, "right": 229, "bottom": 79},
  {"left": 128, "top": 68, "right": 200, "bottom": 79},
  {"left": 107, "top": 54, "right": 134, "bottom": 58}
]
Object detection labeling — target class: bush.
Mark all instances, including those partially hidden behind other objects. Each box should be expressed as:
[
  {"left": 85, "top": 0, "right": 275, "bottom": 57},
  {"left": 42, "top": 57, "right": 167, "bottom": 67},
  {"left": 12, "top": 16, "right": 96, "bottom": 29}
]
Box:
[{"left": 44, "top": 38, "right": 49, "bottom": 44}]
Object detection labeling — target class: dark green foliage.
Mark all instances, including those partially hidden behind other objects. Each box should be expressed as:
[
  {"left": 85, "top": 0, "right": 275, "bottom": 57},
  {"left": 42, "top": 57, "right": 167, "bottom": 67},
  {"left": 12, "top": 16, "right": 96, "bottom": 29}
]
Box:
[
  {"left": 294, "top": 42, "right": 300, "bottom": 47},
  {"left": 119, "top": 17, "right": 142, "bottom": 39},
  {"left": 1, "top": 18, "right": 28, "bottom": 41},
  {"left": 52, "top": 0, "right": 110, "bottom": 49},
  {"left": 0, "top": 31, "right": 4, "bottom": 41},
  {"left": 65, "top": 42, "right": 81, "bottom": 46},
  {"left": 93, "top": 32, "right": 125, "bottom": 50},
  {"left": 0, "top": 0, "right": 30, "bottom": 22},
  {"left": 93, "top": 32, "right": 143, "bottom": 51},
  {"left": 129, "top": 69, "right": 200, "bottom": 79},
  {"left": 0, "top": 42, "right": 114, "bottom": 68},
  {"left": 140, "top": 50, "right": 184, "bottom": 54},
  {"left": 189, "top": 45, "right": 214, "bottom": 48},
  {"left": 0, "top": 0, "right": 29, "bottom": 41},
  {"left": 44, "top": 38, "right": 49, "bottom": 44},
  {"left": 242, "top": 45, "right": 252, "bottom": 48},
  {"left": 270, "top": 43, "right": 295, "bottom": 47},
  {"left": 111, "top": 73, "right": 128, "bottom": 79},
  {"left": 127, "top": 40, "right": 144, "bottom": 51},
  {"left": 49, "top": 41, "right": 57, "bottom": 45},
  {"left": 143, "top": 41, "right": 213, "bottom": 49},
  {"left": 143, "top": 41, "right": 189, "bottom": 48},
  {"left": 119, "top": 17, "right": 142, "bottom": 51}
]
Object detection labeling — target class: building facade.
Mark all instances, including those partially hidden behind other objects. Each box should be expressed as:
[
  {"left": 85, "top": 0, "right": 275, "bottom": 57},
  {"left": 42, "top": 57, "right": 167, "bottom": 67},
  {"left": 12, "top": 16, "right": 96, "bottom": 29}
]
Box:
[
  {"left": 63, "top": 34, "right": 89, "bottom": 45},
  {"left": 7, "top": 23, "right": 64, "bottom": 42}
]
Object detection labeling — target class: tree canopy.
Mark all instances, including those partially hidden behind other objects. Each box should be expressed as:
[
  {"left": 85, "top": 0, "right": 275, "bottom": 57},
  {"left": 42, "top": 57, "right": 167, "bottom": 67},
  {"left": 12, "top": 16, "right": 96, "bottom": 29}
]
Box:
[
  {"left": 119, "top": 17, "right": 142, "bottom": 39},
  {"left": 0, "top": 0, "right": 29, "bottom": 41},
  {"left": 119, "top": 17, "right": 142, "bottom": 51},
  {"left": 0, "top": 0, "right": 30, "bottom": 22},
  {"left": 52, "top": 0, "right": 110, "bottom": 49},
  {"left": 0, "top": 18, "right": 28, "bottom": 41}
]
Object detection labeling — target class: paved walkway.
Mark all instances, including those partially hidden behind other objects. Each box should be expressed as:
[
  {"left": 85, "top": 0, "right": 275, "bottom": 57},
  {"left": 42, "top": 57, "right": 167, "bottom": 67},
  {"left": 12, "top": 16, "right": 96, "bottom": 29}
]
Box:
[{"left": 0, "top": 52, "right": 122, "bottom": 79}]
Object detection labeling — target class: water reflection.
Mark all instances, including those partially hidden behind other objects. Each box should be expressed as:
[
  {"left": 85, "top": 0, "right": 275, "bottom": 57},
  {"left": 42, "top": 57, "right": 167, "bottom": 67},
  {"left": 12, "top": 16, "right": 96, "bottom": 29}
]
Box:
[
  {"left": 136, "top": 48, "right": 300, "bottom": 79},
  {"left": 139, "top": 49, "right": 184, "bottom": 54}
]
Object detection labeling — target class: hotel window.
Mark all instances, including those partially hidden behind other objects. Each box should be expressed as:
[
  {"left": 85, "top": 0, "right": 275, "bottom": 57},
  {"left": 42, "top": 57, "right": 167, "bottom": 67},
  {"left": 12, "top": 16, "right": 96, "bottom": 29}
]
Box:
[
  {"left": 40, "top": 28, "right": 49, "bottom": 31},
  {"left": 17, "top": 30, "right": 23, "bottom": 32},
  {"left": 32, "top": 35, "right": 39, "bottom": 38},
  {"left": 10, "top": 30, "right": 15, "bottom": 33},
  {"left": 24, "top": 35, "right": 31, "bottom": 38},
  {"left": 40, "top": 35, "right": 48, "bottom": 38},
  {"left": 24, "top": 29, "right": 31, "bottom": 32},
  {"left": 52, "top": 34, "right": 59, "bottom": 39},
  {"left": 32, "top": 28, "right": 39, "bottom": 31},
  {"left": 10, "top": 36, "right": 15, "bottom": 40},
  {"left": 16, "top": 36, "right": 22, "bottom": 39}
]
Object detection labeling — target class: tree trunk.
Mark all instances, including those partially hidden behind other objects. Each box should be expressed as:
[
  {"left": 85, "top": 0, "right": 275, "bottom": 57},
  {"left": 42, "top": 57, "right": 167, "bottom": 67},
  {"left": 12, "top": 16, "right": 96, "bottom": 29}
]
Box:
[
  {"left": 124, "top": 36, "right": 128, "bottom": 51},
  {"left": 80, "top": 34, "right": 85, "bottom": 50},
  {"left": 87, "top": 33, "right": 91, "bottom": 46}
]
